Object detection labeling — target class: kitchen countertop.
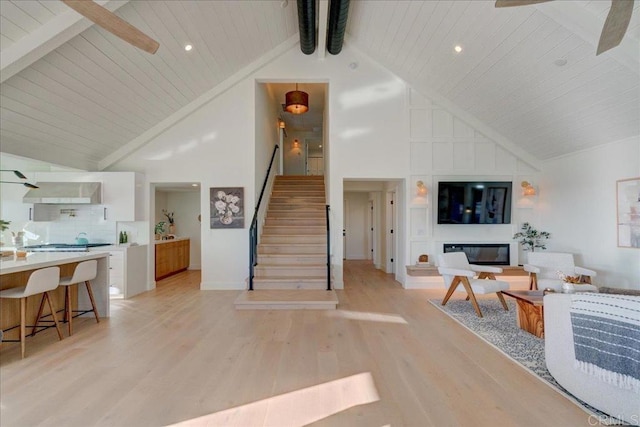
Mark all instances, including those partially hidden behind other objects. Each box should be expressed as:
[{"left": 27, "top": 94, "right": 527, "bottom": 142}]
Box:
[
  {"left": 154, "top": 237, "right": 189, "bottom": 245},
  {"left": 0, "top": 251, "right": 109, "bottom": 275}
]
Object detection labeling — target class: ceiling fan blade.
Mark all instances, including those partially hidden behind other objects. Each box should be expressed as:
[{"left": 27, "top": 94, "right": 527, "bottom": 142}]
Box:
[
  {"left": 596, "top": 0, "right": 634, "bottom": 55},
  {"left": 61, "top": 0, "right": 159, "bottom": 54},
  {"left": 495, "top": 0, "right": 553, "bottom": 7}
]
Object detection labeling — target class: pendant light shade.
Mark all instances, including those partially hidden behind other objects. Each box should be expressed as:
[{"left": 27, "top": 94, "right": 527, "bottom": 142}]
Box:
[{"left": 285, "top": 84, "right": 309, "bottom": 114}]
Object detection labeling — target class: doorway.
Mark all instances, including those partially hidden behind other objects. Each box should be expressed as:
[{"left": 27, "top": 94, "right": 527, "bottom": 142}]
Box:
[{"left": 152, "top": 183, "right": 202, "bottom": 285}]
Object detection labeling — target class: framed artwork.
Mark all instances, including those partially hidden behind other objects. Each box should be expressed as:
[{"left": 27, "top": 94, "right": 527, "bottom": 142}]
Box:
[
  {"left": 210, "top": 187, "right": 244, "bottom": 229},
  {"left": 616, "top": 177, "right": 640, "bottom": 248}
]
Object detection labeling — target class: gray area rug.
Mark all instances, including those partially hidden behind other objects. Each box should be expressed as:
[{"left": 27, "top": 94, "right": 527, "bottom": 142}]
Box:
[{"left": 429, "top": 298, "right": 625, "bottom": 425}]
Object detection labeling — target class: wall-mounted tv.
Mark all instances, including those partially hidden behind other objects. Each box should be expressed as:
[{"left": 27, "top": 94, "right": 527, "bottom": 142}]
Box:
[{"left": 437, "top": 181, "right": 512, "bottom": 224}]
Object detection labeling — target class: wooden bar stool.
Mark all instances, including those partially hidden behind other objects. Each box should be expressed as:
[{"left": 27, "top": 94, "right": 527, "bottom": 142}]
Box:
[
  {"left": 59, "top": 260, "right": 100, "bottom": 336},
  {"left": 0, "top": 266, "right": 63, "bottom": 358}
]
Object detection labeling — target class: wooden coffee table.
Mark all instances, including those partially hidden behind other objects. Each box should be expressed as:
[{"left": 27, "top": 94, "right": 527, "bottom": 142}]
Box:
[{"left": 501, "top": 290, "right": 545, "bottom": 338}]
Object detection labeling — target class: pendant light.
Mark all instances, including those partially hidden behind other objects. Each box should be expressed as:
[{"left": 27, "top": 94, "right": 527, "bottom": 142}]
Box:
[{"left": 285, "top": 83, "right": 309, "bottom": 114}]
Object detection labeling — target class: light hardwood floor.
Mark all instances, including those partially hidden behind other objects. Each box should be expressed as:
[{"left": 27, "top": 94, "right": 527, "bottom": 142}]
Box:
[{"left": 1, "top": 261, "right": 593, "bottom": 426}]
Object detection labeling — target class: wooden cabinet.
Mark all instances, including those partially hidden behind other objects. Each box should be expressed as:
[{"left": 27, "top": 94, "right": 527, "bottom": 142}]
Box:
[{"left": 155, "top": 239, "right": 190, "bottom": 280}]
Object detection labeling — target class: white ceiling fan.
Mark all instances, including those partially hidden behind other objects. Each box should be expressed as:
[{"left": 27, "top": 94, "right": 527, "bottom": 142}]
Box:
[
  {"left": 495, "top": 0, "right": 635, "bottom": 55},
  {"left": 61, "top": 0, "right": 159, "bottom": 54}
]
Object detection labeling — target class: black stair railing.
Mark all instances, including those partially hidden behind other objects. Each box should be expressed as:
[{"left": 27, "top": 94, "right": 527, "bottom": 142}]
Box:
[
  {"left": 249, "top": 144, "right": 280, "bottom": 291},
  {"left": 326, "top": 204, "right": 331, "bottom": 290}
]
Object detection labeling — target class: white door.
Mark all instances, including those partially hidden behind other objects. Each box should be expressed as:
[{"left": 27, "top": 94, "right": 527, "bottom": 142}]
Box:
[{"left": 307, "top": 157, "right": 324, "bottom": 175}]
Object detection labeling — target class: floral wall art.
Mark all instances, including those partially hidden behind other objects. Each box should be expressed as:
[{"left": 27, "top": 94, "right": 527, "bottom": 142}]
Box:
[{"left": 210, "top": 187, "right": 244, "bottom": 229}]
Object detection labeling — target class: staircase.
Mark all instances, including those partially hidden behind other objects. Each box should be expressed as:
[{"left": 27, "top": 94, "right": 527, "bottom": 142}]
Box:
[{"left": 235, "top": 175, "right": 338, "bottom": 310}]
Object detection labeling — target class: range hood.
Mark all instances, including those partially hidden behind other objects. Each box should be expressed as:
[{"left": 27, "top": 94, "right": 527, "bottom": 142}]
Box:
[{"left": 23, "top": 182, "right": 102, "bottom": 204}]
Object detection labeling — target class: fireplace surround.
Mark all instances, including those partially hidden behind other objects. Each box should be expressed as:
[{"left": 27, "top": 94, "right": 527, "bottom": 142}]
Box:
[{"left": 443, "top": 243, "right": 510, "bottom": 266}]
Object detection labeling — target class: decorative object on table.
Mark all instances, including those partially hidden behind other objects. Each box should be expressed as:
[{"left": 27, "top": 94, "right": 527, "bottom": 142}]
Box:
[
  {"left": 616, "top": 177, "right": 640, "bottom": 248},
  {"left": 525, "top": 252, "right": 598, "bottom": 292},
  {"left": 155, "top": 221, "right": 166, "bottom": 239},
  {"left": 543, "top": 287, "right": 556, "bottom": 296},
  {"left": 417, "top": 254, "right": 429, "bottom": 265},
  {"left": 11, "top": 231, "right": 25, "bottom": 249},
  {"left": 210, "top": 187, "right": 244, "bottom": 229},
  {"left": 513, "top": 222, "right": 550, "bottom": 252},
  {"left": 75, "top": 232, "right": 89, "bottom": 245},
  {"left": 0, "top": 219, "right": 10, "bottom": 231},
  {"left": 119, "top": 231, "right": 128, "bottom": 244},
  {"left": 162, "top": 209, "right": 175, "bottom": 234}
]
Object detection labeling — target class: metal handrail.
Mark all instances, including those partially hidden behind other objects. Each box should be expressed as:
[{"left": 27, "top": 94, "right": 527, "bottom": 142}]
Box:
[
  {"left": 249, "top": 144, "right": 280, "bottom": 291},
  {"left": 326, "top": 204, "right": 331, "bottom": 291}
]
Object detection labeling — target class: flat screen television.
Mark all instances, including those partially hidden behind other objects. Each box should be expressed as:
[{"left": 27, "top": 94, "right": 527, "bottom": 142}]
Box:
[{"left": 437, "top": 181, "right": 512, "bottom": 224}]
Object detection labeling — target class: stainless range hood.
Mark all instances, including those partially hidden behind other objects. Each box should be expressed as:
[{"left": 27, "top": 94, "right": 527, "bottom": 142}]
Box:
[{"left": 23, "top": 182, "right": 102, "bottom": 204}]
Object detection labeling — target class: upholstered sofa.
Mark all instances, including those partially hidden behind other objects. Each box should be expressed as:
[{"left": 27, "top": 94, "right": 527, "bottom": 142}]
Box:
[{"left": 544, "top": 292, "right": 640, "bottom": 425}]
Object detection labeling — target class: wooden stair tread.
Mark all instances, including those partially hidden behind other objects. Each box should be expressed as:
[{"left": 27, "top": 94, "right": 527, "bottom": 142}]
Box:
[{"left": 235, "top": 290, "right": 338, "bottom": 310}]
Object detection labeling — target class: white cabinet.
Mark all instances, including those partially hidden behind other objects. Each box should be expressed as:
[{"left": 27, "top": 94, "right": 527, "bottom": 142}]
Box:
[
  {"left": 108, "top": 251, "right": 125, "bottom": 296},
  {"left": 91, "top": 245, "right": 148, "bottom": 299},
  {"left": 33, "top": 171, "right": 144, "bottom": 221}
]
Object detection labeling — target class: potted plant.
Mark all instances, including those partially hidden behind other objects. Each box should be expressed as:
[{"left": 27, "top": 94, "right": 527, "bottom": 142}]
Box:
[
  {"left": 513, "top": 222, "right": 550, "bottom": 252},
  {"left": 155, "top": 221, "right": 166, "bottom": 240}
]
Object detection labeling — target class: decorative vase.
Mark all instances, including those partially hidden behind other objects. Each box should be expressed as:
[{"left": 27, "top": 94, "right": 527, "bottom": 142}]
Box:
[
  {"left": 155, "top": 234, "right": 161, "bottom": 240},
  {"left": 562, "top": 282, "right": 575, "bottom": 294},
  {"left": 169, "top": 224, "right": 176, "bottom": 235}
]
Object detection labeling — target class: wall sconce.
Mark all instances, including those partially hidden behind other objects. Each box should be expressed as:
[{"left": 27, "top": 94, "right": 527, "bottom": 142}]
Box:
[
  {"left": 416, "top": 180, "right": 427, "bottom": 196},
  {"left": 292, "top": 139, "right": 300, "bottom": 149},
  {"left": 278, "top": 119, "right": 286, "bottom": 129},
  {"left": 521, "top": 181, "right": 536, "bottom": 196}
]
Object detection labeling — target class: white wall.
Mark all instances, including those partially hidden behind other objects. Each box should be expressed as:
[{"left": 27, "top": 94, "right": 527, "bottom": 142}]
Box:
[{"left": 540, "top": 136, "right": 640, "bottom": 289}]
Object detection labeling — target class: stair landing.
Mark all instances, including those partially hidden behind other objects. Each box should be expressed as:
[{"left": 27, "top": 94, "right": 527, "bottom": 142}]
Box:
[{"left": 235, "top": 290, "right": 338, "bottom": 310}]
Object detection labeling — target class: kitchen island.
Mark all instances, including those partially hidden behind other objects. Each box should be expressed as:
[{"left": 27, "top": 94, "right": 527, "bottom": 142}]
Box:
[{"left": 1, "top": 252, "right": 109, "bottom": 342}]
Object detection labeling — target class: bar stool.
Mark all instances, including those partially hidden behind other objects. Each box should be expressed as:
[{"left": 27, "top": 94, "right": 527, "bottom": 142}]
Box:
[
  {"left": 0, "top": 266, "right": 63, "bottom": 359},
  {"left": 59, "top": 260, "right": 100, "bottom": 336}
]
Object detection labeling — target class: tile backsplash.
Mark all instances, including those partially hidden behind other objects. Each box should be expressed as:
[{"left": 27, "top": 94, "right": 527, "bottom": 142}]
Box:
[{"left": 24, "top": 205, "right": 116, "bottom": 245}]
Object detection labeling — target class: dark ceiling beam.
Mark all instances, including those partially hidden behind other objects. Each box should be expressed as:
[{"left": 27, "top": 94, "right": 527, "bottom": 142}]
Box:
[
  {"left": 327, "top": 0, "right": 350, "bottom": 55},
  {"left": 297, "top": 0, "right": 316, "bottom": 55}
]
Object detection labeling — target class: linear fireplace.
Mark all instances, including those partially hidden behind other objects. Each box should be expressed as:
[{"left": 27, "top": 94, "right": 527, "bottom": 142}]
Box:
[{"left": 443, "top": 243, "right": 510, "bottom": 266}]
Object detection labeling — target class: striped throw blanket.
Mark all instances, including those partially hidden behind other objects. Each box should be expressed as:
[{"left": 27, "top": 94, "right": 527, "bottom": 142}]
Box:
[{"left": 569, "top": 293, "right": 640, "bottom": 394}]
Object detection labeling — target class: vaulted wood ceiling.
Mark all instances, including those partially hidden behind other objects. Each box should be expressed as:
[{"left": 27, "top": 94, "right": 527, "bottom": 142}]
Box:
[{"left": 1, "top": 0, "right": 638, "bottom": 170}]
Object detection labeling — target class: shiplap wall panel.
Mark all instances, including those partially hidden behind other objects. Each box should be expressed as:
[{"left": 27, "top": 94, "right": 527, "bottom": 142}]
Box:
[
  {"left": 453, "top": 141, "right": 474, "bottom": 170},
  {"left": 475, "top": 142, "right": 496, "bottom": 171},
  {"left": 410, "top": 109, "right": 429, "bottom": 139},
  {"left": 432, "top": 109, "right": 453, "bottom": 138},
  {"left": 410, "top": 142, "right": 431, "bottom": 174}
]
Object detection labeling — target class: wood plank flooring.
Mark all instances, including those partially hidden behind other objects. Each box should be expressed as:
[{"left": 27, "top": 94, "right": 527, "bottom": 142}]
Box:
[{"left": 0, "top": 261, "right": 592, "bottom": 426}]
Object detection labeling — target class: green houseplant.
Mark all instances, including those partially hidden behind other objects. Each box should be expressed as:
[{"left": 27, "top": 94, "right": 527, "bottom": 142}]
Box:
[
  {"left": 513, "top": 222, "right": 550, "bottom": 252},
  {"left": 154, "top": 221, "right": 166, "bottom": 239}
]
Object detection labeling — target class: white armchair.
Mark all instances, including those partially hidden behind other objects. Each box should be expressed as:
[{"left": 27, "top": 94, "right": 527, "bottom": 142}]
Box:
[
  {"left": 524, "top": 252, "right": 598, "bottom": 292},
  {"left": 437, "top": 252, "right": 510, "bottom": 318}
]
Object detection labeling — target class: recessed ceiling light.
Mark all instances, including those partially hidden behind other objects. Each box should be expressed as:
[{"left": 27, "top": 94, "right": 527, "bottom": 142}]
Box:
[
  {"left": 554, "top": 58, "right": 567, "bottom": 67},
  {"left": 319, "top": 145, "right": 322, "bottom": 148},
  {"left": 348, "top": 62, "right": 358, "bottom": 70},
  {"left": 191, "top": 183, "right": 198, "bottom": 187},
  {"left": 184, "top": 44, "right": 193, "bottom": 52},
  {"left": 454, "top": 45, "right": 463, "bottom": 53},
  {"left": 280, "top": 0, "right": 288, "bottom": 7}
]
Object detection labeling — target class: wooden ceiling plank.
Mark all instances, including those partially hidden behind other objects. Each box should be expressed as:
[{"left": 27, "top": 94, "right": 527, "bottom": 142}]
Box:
[
  {"left": 83, "top": 25, "right": 189, "bottom": 108},
  {"left": 10, "top": 0, "right": 57, "bottom": 25},
  {"left": 56, "top": 38, "right": 167, "bottom": 124},
  {"left": 0, "top": 81, "right": 135, "bottom": 141},
  {"left": 1, "top": 95, "right": 127, "bottom": 147},
  {"left": 377, "top": 1, "right": 411, "bottom": 57},
  {"left": 9, "top": 69, "right": 144, "bottom": 135},
  {"left": 0, "top": 1, "right": 129, "bottom": 84}
]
